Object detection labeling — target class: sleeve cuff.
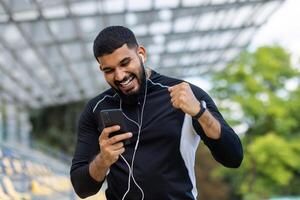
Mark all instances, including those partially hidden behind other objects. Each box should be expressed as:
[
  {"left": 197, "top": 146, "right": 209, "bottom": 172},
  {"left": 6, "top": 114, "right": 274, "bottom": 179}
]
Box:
[{"left": 70, "top": 164, "right": 104, "bottom": 198}]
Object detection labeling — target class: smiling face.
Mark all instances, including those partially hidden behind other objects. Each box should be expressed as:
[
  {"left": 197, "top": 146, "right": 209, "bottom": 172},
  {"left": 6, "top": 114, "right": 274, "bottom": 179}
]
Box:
[{"left": 98, "top": 44, "right": 146, "bottom": 96}]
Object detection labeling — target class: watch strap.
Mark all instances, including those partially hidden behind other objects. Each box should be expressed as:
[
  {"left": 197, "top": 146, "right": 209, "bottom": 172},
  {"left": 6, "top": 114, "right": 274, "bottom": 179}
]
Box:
[{"left": 193, "top": 100, "right": 206, "bottom": 120}]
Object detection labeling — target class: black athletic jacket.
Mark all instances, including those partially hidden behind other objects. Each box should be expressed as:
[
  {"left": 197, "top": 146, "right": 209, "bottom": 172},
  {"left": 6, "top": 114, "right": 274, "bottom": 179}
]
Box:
[{"left": 70, "top": 70, "right": 243, "bottom": 200}]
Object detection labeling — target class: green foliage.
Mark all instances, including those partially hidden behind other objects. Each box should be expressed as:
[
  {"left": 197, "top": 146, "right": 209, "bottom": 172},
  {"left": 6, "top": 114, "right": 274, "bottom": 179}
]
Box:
[
  {"left": 241, "top": 133, "right": 300, "bottom": 195},
  {"left": 30, "top": 101, "right": 86, "bottom": 155},
  {"left": 211, "top": 46, "right": 300, "bottom": 199}
]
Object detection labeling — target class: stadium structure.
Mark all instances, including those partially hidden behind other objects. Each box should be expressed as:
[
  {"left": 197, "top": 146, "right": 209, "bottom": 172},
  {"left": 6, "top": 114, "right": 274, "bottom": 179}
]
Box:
[{"left": 0, "top": 0, "right": 285, "bottom": 199}]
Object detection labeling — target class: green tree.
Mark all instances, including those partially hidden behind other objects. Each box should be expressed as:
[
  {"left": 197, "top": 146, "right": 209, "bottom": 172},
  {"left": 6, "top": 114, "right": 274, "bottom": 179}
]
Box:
[
  {"left": 30, "top": 101, "right": 86, "bottom": 155},
  {"left": 211, "top": 46, "right": 300, "bottom": 199}
]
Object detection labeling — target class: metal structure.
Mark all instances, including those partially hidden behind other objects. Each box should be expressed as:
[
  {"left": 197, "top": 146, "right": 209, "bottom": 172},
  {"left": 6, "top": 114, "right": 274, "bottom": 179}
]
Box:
[{"left": 0, "top": 0, "right": 284, "bottom": 108}]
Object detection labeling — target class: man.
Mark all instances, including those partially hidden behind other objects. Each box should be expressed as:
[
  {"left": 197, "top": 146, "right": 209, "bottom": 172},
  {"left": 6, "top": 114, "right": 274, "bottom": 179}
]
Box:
[{"left": 70, "top": 26, "right": 243, "bottom": 200}]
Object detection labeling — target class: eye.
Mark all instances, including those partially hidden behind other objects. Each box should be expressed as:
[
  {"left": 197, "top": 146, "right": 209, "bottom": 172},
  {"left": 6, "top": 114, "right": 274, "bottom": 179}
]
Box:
[
  {"left": 103, "top": 68, "right": 114, "bottom": 74},
  {"left": 120, "top": 58, "right": 131, "bottom": 67}
]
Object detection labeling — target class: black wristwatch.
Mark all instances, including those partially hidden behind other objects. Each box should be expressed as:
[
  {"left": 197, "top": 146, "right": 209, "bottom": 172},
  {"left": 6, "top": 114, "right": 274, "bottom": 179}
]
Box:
[{"left": 193, "top": 100, "right": 207, "bottom": 120}]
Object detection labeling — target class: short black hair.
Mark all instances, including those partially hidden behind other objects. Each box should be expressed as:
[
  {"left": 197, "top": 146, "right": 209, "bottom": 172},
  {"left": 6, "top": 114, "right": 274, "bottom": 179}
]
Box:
[{"left": 93, "top": 26, "right": 138, "bottom": 61}]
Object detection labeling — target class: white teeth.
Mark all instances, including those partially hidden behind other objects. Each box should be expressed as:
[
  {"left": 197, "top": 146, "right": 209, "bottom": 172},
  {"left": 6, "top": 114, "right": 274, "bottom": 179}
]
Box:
[
  {"left": 120, "top": 76, "right": 134, "bottom": 87},
  {"left": 123, "top": 79, "right": 131, "bottom": 85}
]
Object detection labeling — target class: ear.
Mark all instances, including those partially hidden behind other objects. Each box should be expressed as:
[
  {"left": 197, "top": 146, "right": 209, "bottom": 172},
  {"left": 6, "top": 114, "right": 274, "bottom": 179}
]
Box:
[{"left": 137, "top": 46, "right": 147, "bottom": 63}]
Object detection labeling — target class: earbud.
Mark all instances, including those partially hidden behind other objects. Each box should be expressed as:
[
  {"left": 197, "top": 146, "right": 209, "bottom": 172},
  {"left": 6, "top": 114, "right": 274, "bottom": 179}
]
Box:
[{"left": 139, "top": 54, "right": 145, "bottom": 63}]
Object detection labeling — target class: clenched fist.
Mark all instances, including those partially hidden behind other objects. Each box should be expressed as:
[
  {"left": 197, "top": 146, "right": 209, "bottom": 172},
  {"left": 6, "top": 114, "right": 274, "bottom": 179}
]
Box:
[{"left": 168, "top": 82, "right": 200, "bottom": 117}]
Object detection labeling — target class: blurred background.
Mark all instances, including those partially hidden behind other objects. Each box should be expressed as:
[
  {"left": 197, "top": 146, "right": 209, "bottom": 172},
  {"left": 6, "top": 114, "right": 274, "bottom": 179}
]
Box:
[{"left": 0, "top": 0, "right": 299, "bottom": 199}]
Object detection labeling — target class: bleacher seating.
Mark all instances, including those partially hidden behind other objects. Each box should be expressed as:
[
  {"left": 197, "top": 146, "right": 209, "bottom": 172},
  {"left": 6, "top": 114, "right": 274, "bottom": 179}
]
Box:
[
  {"left": 0, "top": 143, "right": 76, "bottom": 200},
  {"left": 1, "top": 175, "right": 31, "bottom": 200},
  {"left": 0, "top": 143, "right": 107, "bottom": 200},
  {"left": 0, "top": 182, "right": 11, "bottom": 200}
]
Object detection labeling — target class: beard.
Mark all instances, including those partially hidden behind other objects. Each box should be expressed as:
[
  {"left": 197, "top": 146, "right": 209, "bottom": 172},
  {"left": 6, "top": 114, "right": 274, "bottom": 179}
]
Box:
[{"left": 111, "top": 60, "right": 146, "bottom": 105}]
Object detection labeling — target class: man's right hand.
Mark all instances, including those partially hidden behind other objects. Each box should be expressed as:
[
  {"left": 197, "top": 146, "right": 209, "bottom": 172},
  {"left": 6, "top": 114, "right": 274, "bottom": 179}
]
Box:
[
  {"left": 98, "top": 125, "right": 133, "bottom": 167},
  {"left": 89, "top": 125, "right": 132, "bottom": 182}
]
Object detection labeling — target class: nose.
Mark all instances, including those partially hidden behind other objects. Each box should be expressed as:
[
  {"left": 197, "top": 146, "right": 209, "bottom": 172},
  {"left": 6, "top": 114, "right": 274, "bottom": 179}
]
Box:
[{"left": 114, "top": 67, "right": 125, "bottom": 81}]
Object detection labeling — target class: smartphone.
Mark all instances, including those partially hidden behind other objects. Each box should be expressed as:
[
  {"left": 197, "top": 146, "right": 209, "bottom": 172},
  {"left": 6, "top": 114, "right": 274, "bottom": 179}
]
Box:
[{"left": 100, "top": 109, "right": 131, "bottom": 145}]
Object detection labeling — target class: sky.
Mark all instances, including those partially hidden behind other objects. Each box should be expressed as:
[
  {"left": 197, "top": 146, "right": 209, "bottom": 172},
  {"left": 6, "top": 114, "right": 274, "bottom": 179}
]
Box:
[{"left": 250, "top": 0, "right": 300, "bottom": 66}]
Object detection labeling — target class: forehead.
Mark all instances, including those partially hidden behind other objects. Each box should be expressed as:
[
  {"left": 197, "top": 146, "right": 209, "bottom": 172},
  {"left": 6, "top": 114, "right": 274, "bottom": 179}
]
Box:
[{"left": 98, "top": 44, "right": 136, "bottom": 67}]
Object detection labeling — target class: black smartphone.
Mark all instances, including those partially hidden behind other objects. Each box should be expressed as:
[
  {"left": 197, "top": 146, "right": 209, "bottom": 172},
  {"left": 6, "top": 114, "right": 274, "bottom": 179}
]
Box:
[{"left": 100, "top": 109, "right": 131, "bottom": 145}]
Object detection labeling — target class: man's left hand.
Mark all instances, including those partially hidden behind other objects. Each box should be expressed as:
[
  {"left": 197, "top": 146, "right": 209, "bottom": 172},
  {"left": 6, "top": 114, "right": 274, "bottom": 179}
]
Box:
[{"left": 168, "top": 82, "right": 200, "bottom": 116}]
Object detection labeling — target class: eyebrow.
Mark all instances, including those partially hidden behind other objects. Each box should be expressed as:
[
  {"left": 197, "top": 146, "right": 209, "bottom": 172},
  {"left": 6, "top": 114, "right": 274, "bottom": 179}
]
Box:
[{"left": 99, "top": 62, "right": 110, "bottom": 71}]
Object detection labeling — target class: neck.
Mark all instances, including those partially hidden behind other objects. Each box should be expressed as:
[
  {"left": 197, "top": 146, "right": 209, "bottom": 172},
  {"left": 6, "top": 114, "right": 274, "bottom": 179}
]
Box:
[{"left": 145, "top": 67, "right": 152, "bottom": 79}]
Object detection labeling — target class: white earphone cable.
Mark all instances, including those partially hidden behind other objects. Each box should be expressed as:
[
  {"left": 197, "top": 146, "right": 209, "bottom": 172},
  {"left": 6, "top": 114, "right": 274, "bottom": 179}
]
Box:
[
  {"left": 120, "top": 78, "right": 148, "bottom": 200},
  {"left": 120, "top": 155, "right": 132, "bottom": 200}
]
